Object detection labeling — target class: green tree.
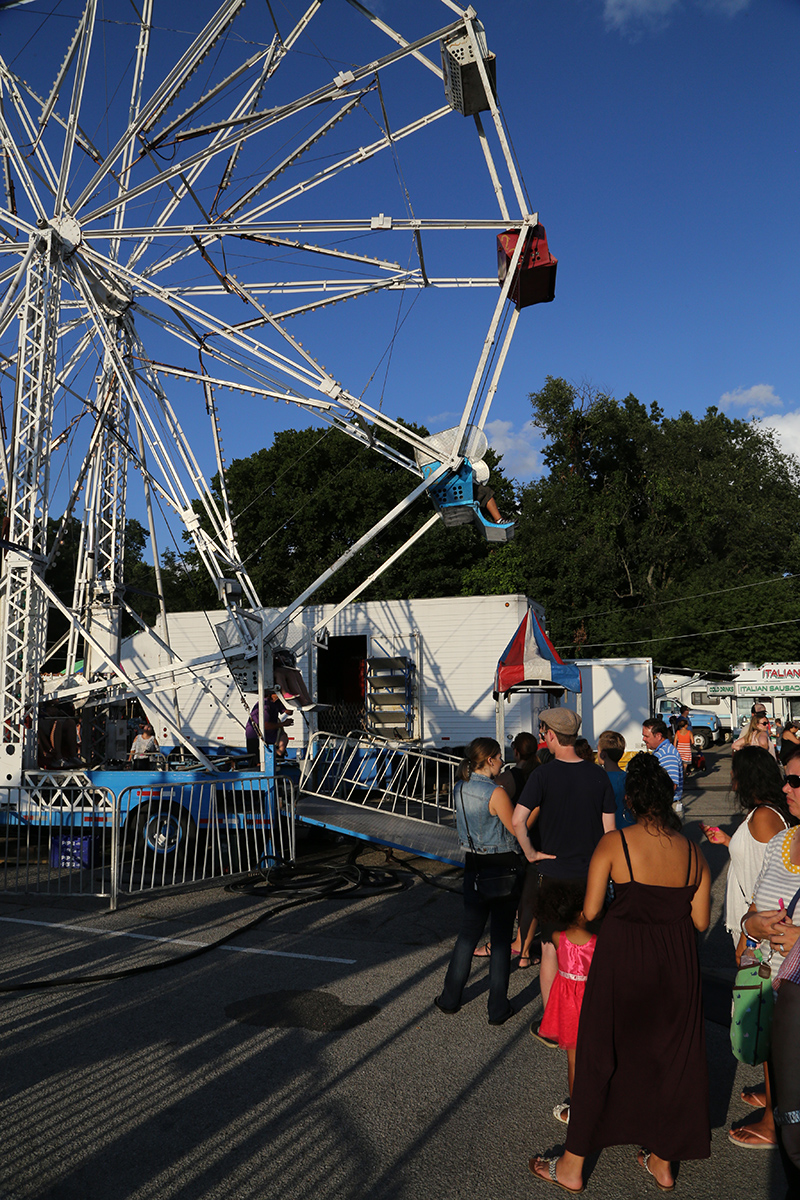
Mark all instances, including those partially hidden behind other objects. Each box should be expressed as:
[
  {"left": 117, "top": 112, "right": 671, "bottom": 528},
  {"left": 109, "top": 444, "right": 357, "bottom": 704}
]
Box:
[
  {"left": 178, "top": 422, "right": 517, "bottom": 609},
  {"left": 463, "top": 377, "right": 800, "bottom": 670}
]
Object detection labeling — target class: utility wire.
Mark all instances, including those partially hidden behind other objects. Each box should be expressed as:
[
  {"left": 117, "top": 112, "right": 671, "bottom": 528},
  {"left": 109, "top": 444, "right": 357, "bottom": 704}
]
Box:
[
  {"left": 557, "top": 615, "right": 800, "bottom": 653},
  {"left": 568, "top": 571, "right": 800, "bottom": 623}
]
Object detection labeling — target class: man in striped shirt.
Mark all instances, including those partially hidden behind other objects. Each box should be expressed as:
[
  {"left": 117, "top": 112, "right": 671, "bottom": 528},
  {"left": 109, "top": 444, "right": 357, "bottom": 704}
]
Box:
[{"left": 642, "top": 718, "right": 684, "bottom": 816}]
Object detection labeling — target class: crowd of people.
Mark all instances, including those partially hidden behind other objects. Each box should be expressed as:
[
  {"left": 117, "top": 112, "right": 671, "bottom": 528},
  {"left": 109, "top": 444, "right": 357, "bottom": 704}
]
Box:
[{"left": 435, "top": 706, "right": 800, "bottom": 1196}]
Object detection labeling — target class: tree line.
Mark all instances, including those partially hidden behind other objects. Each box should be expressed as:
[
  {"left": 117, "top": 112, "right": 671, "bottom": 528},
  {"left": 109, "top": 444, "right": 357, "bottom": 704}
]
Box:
[{"left": 45, "top": 378, "right": 800, "bottom": 672}]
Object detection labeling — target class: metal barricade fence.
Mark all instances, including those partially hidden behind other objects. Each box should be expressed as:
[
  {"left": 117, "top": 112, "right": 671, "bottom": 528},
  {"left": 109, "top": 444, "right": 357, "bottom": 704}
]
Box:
[
  {"left": 114, "top": 773, "right": 296, "bottom": 896},
  {"left": 1, "top": 772, "right": 295, "bottom": 909},
  {"left": 300, "top": 732, "right": 460, "bottom": 824},
  {"left": 0, "top": 773, "right": 117, "bottom": 901}
]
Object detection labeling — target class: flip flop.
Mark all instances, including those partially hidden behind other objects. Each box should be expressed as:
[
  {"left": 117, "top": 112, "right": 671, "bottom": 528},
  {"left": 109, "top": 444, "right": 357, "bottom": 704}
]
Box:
[
  {"left": 727, "top": 1126, "right": 777, "bottom": 1149},
  {"left": 528, "top": 1156, "right": 585, "bottom": 1193},
  {"left": 740, "top": 1087, "right": 767, "bottom": 1110},
  {"left": 473, "top": 943, "right": 521, "bottom": 959},
  {"left": 637, "top": 1149, "right": 675, "bottom": 1191}
]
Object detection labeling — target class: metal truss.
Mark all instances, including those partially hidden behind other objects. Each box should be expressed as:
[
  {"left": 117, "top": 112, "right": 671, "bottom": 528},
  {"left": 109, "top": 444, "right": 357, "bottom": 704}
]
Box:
[{"left": 0, "top": 0, "right": 538, "bottom": 775}]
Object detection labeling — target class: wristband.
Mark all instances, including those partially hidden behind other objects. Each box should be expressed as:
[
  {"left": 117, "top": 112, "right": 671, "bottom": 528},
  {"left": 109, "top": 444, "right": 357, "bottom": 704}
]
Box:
[{"left": 740, "top": 913, "right": 755, "bottom": 937}]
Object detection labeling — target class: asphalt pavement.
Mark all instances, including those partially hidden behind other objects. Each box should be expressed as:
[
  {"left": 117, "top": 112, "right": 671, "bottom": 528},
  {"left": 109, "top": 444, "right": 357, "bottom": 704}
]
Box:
[{"left": 0, "top": 744, "right": 789, "bottom": 1200}]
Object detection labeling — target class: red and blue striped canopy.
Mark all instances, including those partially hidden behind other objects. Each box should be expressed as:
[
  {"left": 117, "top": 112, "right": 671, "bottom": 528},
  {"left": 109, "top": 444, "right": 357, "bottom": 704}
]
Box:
[{"left": 495, "top": 608, "right": 581, "bottom": 695}]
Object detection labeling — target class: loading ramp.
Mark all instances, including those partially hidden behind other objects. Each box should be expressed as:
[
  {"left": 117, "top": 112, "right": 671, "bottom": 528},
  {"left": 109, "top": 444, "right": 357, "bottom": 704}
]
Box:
[{"left": 294, "top": 733, "right": 464, "bottom": 867}]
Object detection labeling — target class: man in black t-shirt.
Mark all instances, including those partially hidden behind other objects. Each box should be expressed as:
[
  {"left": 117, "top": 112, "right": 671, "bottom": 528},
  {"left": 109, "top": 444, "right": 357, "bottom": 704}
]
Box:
[{"left": 512, "top": 708, "right": 616, "bottom": 1038}]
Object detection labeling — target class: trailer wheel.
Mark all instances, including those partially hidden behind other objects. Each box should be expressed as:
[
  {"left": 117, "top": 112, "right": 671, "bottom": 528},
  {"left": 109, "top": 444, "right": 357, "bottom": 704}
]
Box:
[{"left": 140, "top": 804, "right": 193, "bottom": 856}]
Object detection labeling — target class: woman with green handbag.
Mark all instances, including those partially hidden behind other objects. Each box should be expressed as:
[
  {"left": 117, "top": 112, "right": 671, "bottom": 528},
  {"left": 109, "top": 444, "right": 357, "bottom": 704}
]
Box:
[{"left": 731, "top": 756, "right": 800, "bottom": 1151}]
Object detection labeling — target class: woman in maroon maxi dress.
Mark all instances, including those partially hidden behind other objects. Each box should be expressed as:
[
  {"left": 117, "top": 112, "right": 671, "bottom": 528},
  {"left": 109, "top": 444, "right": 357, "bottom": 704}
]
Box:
[{"left": 529, "top": 753, "right": 712, "bottom": 1193}]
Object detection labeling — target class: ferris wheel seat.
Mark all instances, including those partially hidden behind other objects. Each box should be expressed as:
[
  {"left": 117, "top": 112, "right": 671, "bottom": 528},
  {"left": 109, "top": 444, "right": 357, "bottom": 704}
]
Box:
[{"left": 473, "top": 509, "right": 516, "bottom": 543}]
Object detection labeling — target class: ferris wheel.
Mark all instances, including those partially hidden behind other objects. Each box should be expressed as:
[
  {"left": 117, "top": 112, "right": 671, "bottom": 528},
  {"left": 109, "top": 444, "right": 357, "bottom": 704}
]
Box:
[{"left": 0, "top": 0, "right": 549, "bottom": 781}]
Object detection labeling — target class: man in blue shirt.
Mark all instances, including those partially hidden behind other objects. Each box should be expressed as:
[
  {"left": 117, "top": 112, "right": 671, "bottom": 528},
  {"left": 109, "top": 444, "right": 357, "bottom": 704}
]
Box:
[{"left": 642, "top": 718, "right": 684, "bottom": 815}]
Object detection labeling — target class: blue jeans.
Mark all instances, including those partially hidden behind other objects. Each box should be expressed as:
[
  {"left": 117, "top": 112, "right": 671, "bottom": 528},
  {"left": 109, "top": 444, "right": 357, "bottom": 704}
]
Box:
[{"left": 439, "top": 861, "right": 521, "bottom": 1022}]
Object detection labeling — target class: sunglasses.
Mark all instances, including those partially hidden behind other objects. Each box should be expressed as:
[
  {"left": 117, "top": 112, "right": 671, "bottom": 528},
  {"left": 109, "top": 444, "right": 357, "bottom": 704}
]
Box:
[
  {"left": 758, "top": 720, "right": 770, "bottom": 727},
  {"left": 785, "top": 774, "right": 800, "bottom": 789}
]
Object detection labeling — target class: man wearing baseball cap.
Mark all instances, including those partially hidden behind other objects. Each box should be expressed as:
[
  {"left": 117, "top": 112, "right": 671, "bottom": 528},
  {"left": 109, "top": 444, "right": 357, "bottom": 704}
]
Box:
[{"left": 512, "top": 708, "right": 617, "bottom": 1042}]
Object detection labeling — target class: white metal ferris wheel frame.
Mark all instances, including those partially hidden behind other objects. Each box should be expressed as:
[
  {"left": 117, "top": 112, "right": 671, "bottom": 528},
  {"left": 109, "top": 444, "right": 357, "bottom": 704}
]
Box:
[{"left": 0, "top": 0, "right": 538, "bottom": 780}]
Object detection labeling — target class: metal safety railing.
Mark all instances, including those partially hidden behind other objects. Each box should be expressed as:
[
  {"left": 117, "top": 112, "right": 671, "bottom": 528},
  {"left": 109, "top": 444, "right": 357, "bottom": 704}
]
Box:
[
  {"left": 300, "top": 732, "right": 460, "bottom": 824},
  {"left": 0, "top": 771, "right": 296, "bottom": 909},
  {"left": 114, "top": 773, "right": 296, "bottom": 897},
  {"left": 0, "top": 772, "right": 117, "bottom": 900}
]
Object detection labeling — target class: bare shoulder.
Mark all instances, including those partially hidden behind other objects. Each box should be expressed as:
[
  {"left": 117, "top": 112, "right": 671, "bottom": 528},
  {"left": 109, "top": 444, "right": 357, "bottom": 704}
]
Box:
[{"left": 749, "top": 804, "right": 786, "bottom": 843}]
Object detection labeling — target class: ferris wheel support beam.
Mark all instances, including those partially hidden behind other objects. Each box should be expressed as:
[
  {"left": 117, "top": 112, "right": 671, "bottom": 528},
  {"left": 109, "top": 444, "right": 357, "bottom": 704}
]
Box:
[
  {"left": 344, "top": 0, "right": 444, "bottom": 78},
  {"left": 0, "top": 232, "right": 61, "bottom": 783},
  {"left": 464, "top": 13, "right": 528, "bottom": 217},
  {"left": 79, "top": 241, "right": 448, "bottom": 473},
  {"left": 452, "top": 219, "right": 531, "bottom": 457},
  {"left": 261, "top": 461, "right": 453, "bottom": 643}
]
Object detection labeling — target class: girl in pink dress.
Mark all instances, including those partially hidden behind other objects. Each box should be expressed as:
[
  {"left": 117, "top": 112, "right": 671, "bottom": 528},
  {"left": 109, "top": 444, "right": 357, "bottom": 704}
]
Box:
[{"left": 537, "top": 883, "right": 600, "bottom": 1124}]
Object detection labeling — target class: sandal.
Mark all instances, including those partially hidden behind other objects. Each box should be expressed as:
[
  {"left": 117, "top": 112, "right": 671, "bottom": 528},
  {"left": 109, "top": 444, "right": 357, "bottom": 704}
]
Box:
[
  {"left": 727, "top": 1126, "right": 777, "bottom": 1149},
  {"left": 528, "top": 1156, "right": 585, "bottom": 1193},
  {"left": 637, "top": 1149, "right": 675, "bottom": 1191},
  {"left": 553, "top": 1101, "right": 570, "bottom": 1124},
  {"left": 473, "top": 943, "right": 521, "bottom": 959},
  {"left": 740, "top": 1086, "right": 766, "bottom": 1110}
]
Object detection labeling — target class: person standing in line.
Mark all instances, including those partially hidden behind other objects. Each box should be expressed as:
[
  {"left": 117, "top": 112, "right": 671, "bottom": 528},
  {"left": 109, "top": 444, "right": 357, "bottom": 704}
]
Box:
[
  {"left": 779, "top": 719, "right": 800, "bottom": 766},
  {"left": 597, "top": 730, "right": 633, "bottom": 830},
  {"left": 435, "top": 738, "right": 554, "bottom": 1024},
  {"left": 669, "top": 704, "right": 692, "bottom": 739},
  {"left": 642, "top": 718, "right": 684, "bottom": 816},
  {"left": 474, "top": 731, "right": 541, "bottom": 965},
  {"left": 528, "top": 753, "right": 712, "bottom": 1193},
  {"left": 512, "top": 709, "right": 616, "bottom": 1043}
]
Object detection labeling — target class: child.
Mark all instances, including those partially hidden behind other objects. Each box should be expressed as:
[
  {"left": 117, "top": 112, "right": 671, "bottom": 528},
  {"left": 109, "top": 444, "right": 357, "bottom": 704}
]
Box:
[
  {"left": 674, "top": 717, "right": 693, "bottom": 773},
  {"left": 536, "top": 881, "right": 601, "bottom": 1124},
  {"left": 597, "top": 729, "right": 633, "bottom": 829}
]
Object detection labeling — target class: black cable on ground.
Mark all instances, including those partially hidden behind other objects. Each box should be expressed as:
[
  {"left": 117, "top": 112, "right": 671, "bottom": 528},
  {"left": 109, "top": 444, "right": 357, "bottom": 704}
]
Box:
[{"left": 0, "top": 842, "right": 428, "bottom": 992}]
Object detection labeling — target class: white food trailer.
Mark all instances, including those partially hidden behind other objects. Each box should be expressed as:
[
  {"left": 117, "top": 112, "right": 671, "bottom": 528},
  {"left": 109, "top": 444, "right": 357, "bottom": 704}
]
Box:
[{"left": 121, "top": 594, "right": 548, "bottom": 755}]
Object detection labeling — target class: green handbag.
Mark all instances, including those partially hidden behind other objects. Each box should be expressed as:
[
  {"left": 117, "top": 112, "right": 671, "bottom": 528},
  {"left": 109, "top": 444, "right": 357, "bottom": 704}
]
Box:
[{"left": 730, "top": 950, "right": 774, "bottom": 1067}]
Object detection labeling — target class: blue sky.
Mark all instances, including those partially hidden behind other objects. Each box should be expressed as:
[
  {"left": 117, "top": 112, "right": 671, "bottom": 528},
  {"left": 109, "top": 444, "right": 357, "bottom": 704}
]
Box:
[
  {"left": 2, "top": 0, "right": 799, "bottom": 506},
  {"left": 479, "top": 0, "right": 800, "bottom": 481}
]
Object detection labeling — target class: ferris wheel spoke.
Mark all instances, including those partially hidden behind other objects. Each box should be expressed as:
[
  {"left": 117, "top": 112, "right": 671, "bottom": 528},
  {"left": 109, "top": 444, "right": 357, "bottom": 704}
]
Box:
[
  {"left": 136, "top": 103, "right": 451, "bottom": 284},
  {"left": 215, "top": 90, "right": 366, "bottom": 226},
  {"left": 0, "top": 89, "right": 49, "bottom": 220},
  {"left": 53, "top": 0, "right": 98, "bottom": 216},
  {"left": 110, "top": 0, "right": 153, "bottom": 260},
  {"left": 124, "top": 38, "right": 285, "bottom": 276},
  {"left": 343, "top": 0, "right": 444, "bottom": 79},
  {"left": 71, "top": 0, "right": 249, "bottom": 217},
  {"left": 78, "top": 13, "right": 465, "bottom": 228},
  {"left": 218, "top": 105, "right": 453, "bottom": 228},
  {"left": 0, "top": 63, "right": 61, "bottom": 198}
]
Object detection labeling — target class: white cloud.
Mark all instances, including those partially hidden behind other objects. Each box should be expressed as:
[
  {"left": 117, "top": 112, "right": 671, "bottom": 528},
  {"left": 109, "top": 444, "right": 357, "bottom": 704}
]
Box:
[
  {"left": 761, "top": 412, "right": 800, "bottom": 462},
  {"left": 604, "top": 0, "right": 751, "bottom": 29},
  {"left": 604, "top": 0, "right": 678, "bottom": 29},
  {"left": 424, "top": 410, "right": 460, "bottom": 429},
  {"left": 485, "top": 418, "right": 543, "bottom": 482},
  {"left": 719, "top": 383, "right": 782, "bottom": 418}
]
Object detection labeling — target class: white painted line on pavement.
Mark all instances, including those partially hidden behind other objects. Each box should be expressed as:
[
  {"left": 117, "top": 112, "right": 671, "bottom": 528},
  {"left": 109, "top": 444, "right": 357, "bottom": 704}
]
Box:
[{"left": 0, "top": 915, "right": 357, "bottom": 964}]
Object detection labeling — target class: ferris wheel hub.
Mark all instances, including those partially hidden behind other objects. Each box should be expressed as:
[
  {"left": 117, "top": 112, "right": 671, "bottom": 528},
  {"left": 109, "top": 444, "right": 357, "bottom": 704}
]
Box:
[{"left": 49, "top": 214, "right": 82, "bottom": 256}]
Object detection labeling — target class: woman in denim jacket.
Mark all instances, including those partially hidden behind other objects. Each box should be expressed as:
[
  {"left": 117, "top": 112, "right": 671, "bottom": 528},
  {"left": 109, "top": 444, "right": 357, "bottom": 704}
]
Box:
[{"left": 435, "top": 738, "right": 554, "bottom": 1025}]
